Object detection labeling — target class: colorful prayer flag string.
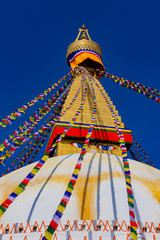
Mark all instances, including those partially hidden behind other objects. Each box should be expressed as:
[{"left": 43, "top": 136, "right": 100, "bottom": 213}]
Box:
[
  {"left": 12, "top": 101, "right": 65, "bottom": 172},
  {"left": 91, "top": 73, "right": 138, "bottom": 240},
  {"left": 13, "top": 127, "right": 52, "bottom": 171},
  {"left": 19, "top": 69, "right": 84, "bottom": 160},
  {"left": 27, "top": 129, "right": 51, "bottom": 166},
  {"left": 42, "top": 75, "right": 88, "bottom": 155},
  {"left": 129, "top": 148, "right": 142, "bottom": 163},
  {"left": 0, "top": 73, "right": 71, "bottom": 129},
  {"left": 0, "top": 81, "right": 70, "bottom": 154},
  {"left": 5, "top": 78, "right": 72, "bottom": 144},
  {"left": 12, "top": 135, "right": 44, "bottom": 171},
  {"left": 97, "top": 70, "right": 160, "bottom": 103},
  {"left": 1, "top": 136, "right": 37, "bottom": 177},
  {"left": 1, "top": 87, "right": 69, "bottom": 176},
  {"left": 0, "top": 78, "right": 73, "bottom": 164},
  {"left": 129, "top": 144, "right": 145, "bottom": 164},
  {"left": 42, "top": 67, "right": 97, "bottom": 240},
  {"left": 0, "top": 73, "right": 87, "bottom": 218},
  {"left": 131, "top": 136, "right": 155, "bottom": 167}
]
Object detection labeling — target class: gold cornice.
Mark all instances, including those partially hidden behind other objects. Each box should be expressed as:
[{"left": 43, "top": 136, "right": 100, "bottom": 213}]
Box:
[{"left": 66, "top": 39, "right": 102, "bottom": 59}]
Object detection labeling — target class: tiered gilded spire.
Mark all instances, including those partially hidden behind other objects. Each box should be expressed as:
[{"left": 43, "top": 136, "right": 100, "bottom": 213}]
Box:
[{"left": 46, "top": 26, "right": 132, "bottom": 157}]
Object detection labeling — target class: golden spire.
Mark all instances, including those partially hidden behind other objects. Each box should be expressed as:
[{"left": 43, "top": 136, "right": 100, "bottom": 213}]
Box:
[{"left": 46, "top": 25, "right": 131, "bottom": 158}]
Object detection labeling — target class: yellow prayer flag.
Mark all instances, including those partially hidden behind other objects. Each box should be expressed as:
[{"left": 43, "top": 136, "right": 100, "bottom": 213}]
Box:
[
  {"left": 44, "top": 231, "right": 53, "bottom": 240},
  {"left": 57, "top": 205, "right": 65, "bottom": 213},
  {"left": 131, "top": 232, "right": 137, "bottom": 240},
  {"left": 42, "top": 155, "right": 48, "bottom": 161},
  {"left": 128, "top": 198, "right": 134, "bottom": 204},
  {"left": 0, "top": 209, "right": 4, "bottom": 217},
  {"left": 31, "top": 168, "right": 38, "bottom": 175},
  {"left": 0, "top": 147, "right": 5, "bottom": 152},
  {"left": 73, "top": 169, "right": 80, "bottom": 176},
  {"left": 123, "top": 153, "right": 127, "bottom": 157},
  {"left": 14, "top": 186, "right": 24, "bottom": 195},
  {"left": 126, "top": 178, "right": 131, "bottom": 184},
  {"left": 66, "top": 187, "right": 73, "bottom": 194}
]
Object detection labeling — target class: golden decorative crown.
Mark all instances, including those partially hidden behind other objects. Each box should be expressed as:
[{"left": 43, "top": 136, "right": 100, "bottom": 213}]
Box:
[{"left": 66, "top": 25, "right": 102, "bottom": 60}]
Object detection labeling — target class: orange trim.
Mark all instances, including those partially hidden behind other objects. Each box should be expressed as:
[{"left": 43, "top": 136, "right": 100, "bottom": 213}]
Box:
[
  {"left": 16, "top": 222, "right": 24, "bottom": 233},
  {"left": 39, "top": 235, "right": 43, "bottom": 240},
  {"left": 153, "top": 234, "right": 157, "bottom": 240},
  {"left": 53, "top": 233, "right": 58, "bottom": 240},
  {"left": 126, "top": 233, "right": 130, "bottom": 240},
  {"left": 70, "top": 52, "right": 105, "bottom": 71},
  {"left": 38, "top": 220, "right": 47, "bottom": 232},
  {"left": 67, "top": 235, "right": 72, "bottom": 240},
  {"left": 0, "top": 220, "right": 159, "bottom": 235}
]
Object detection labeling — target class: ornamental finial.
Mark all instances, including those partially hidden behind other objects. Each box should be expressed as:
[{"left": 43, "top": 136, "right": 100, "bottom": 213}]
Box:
[
  {"left": 66, "top": 25, "right": 104, "bottom": 70},
  {"left": 75, "top": 24, "right": 91, "bottom": 41}
]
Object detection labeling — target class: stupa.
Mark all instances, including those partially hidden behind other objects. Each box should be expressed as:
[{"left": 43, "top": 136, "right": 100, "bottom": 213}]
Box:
[{"left": 0, "top": 25, "right": 159, "bottom": 240}]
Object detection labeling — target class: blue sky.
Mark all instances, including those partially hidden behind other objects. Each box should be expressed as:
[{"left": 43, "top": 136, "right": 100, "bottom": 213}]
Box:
[{"left": 0, "top": 0, "right": 160, "bottom": 173}]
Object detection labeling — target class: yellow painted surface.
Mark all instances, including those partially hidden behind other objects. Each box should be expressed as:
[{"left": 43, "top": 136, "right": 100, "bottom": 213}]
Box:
[
  {"left": 57, "top": 138, "right": 122, "bottom": 157},
  {"left": 60, "top": 74, "right": 124, "bottom": 128},
  {"left": 56, "top": 73, "right": 125, "bottom": 156}
]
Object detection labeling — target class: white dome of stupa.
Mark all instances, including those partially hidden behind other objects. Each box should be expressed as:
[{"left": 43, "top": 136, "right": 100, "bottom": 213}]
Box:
[{"left": 0, "top": 153, "right": 159, "bottom": 240}]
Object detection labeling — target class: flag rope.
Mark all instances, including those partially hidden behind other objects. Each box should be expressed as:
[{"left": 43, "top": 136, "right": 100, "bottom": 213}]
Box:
[
  {"left": 97, "top": 70, "right": 160, "bottom": 103},
  {"left": 131, "top": 136, "right": 155, "bottom": 167},
  {"left": 129, "top": 144, "right": 145, "bottom": 164},
  {"left": 13, "top": 127, "right": 52, "bottom": 171},
  {"left": 129, "top": 148, "right": 142, "bottom": 163},
  {"left": 0, "top": 77, "right": 72, "bottom": 152},
  {"left": 26, "top": 128, "right": 51, "bottom": 166},
  {"left": 9, "top": 72, "right": 85, "bottom": 172},
  {"left": 1, "top": 91, "right": 68, "bottom": 176},
  {"left": 0, "top": 73, "right": 71, "bottom": 129},
  {"left": 0, "top": 73, "right": 87, "bottom": 218},
  {"left": 0, "top": 78, "right": 72, "bottom": 164}
]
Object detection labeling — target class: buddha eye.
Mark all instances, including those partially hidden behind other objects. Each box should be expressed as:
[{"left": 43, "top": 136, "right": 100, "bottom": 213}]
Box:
[
  {"left": 70, "top": 142, "right": 84, "bottom": 148},
  {"left": 97, "top": 145, "right": 116, "bottom": 150}
]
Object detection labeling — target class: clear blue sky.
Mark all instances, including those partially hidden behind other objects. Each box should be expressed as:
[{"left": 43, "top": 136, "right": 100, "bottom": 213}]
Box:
[{"left": 0, "top": 0, "right": 159, "bottom": 173}]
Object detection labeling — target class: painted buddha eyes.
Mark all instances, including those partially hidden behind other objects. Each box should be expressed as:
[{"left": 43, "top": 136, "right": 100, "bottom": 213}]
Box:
[
  {"left": 70, "top": 143, "right": 84, "bottom": 148},
  {"left": 70, "top": 142, "right": 116, "bottom": 151},
  {"left": 97, "top": 145, "right": 116, "bottom": 150}
]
